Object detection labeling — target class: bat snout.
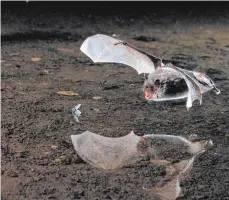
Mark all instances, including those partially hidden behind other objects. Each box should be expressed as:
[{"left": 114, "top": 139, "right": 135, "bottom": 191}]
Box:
[{"left": 144, "top": 88, "right": 153, "bottom": 100}]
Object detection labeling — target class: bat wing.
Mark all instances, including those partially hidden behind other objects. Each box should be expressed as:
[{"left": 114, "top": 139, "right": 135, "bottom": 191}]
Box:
[
  {"left": 149, "top": 156, "right": 196, "bottom": 200},
  {"left": 149, "top": 176, "right": 181, "bottom": 200},
  {"left": 80, "top": 34, "right": 160, "bottom": 74},
  {"left": 169, "top": 64, "right": 220, "bottom": 109},
  {"left": 175, "top": 67, "right": 221, "bottom": 94},
  {"left": 163, "top": 64, "right": 205, "bottom": 109},
  {"left": 71, "top": 131, "right": 145, "bottom": 170}
]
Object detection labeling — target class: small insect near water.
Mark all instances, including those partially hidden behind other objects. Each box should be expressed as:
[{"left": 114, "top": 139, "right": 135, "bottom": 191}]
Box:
[{"left": 72, "top": 104, "right": 81, "bottom": 123}]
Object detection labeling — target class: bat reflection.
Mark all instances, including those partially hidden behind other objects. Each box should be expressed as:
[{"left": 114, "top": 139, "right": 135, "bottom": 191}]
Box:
[{"left": 71, "top": 131, "right": 213, "bottom": 200}]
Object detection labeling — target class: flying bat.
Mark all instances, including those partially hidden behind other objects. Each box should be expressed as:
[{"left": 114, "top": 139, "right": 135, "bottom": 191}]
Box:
[{"left": 80, "top": 34, "right": 220, "bottom": 109}]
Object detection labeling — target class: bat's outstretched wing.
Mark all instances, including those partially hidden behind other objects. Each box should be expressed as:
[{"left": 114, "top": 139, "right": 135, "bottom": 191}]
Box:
[
  {"left": 165, "top": 63, "right": 220, "bottom": 109},
  {"left": 175, "top": 67, "right": 221, "bottom": 95},
  {"left": 165, "top": 64, "right": 202, "bottom": 109},
  {"left": 80, "top": 34, "right": 161, "bottom": 74}
]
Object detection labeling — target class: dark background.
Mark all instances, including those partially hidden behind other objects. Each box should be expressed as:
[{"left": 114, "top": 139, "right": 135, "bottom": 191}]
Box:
[{"left": 2, "top": 1, "right": 229, "bottom": 15}]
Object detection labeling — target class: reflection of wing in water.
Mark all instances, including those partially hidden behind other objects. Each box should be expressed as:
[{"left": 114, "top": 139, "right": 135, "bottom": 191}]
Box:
[
  {"left": 148, "top": 156, "right": 196, "bottom": 200},
  {"left": 149, "top": 176, "right": 181, "bottom": 200},
  {"left": 71, "top": 131, "right": 146, "bottom": 170}
]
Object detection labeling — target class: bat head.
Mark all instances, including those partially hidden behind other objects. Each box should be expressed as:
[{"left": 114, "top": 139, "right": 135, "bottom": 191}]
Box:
[
  {"left": 143, "top": 76, "right": 162, "bottom": 100},
  {"left": 143, "top": 67, "right": 189, "bottom": 101}
]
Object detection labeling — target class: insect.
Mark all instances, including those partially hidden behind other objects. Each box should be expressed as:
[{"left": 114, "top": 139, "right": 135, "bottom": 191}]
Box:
[
  {"left": 72, "top": 104, "right": 81, "bottom": 123},
  {"left": 80, "top": 34, "right": 220, "bottom": 109}
]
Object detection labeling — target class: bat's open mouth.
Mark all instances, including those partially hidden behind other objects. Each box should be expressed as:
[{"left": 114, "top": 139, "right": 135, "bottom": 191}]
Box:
[{"left": 144, "top": 88, "right": 153, "bottom": 100}]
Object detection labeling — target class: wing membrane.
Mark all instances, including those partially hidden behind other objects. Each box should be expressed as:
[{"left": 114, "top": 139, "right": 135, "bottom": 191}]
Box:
[
  {"left": 80, "top": 34, "right": 156, "bottom": 74},
  {"left": 165, "top": 64, "right": 202, "bottom": 109}
]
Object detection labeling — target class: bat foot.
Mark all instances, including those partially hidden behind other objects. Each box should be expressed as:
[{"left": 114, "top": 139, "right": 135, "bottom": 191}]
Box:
[{"left": 214, "top": 88, "right": 221, "bottom": 95}]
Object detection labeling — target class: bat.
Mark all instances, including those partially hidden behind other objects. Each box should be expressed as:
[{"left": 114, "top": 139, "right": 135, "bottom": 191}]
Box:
[
  {"left": 80, "top": 34, "right": 220, "bottom": 109},
  {"left": 71, "top": 130, "right": 213, "bottom": 170}
]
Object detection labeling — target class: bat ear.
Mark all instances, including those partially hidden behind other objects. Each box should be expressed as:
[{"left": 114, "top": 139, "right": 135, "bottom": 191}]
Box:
[{"left": 144, "top": 73, "right": 148, "bottom": 80}]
